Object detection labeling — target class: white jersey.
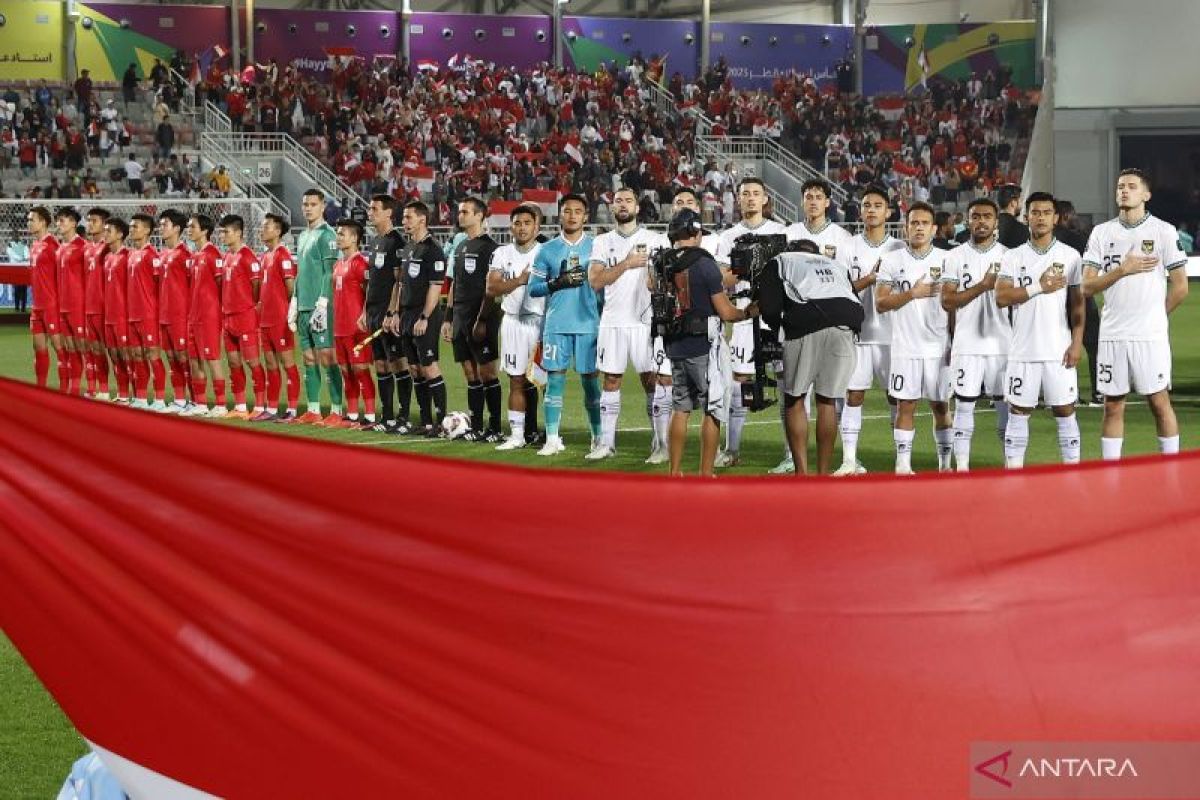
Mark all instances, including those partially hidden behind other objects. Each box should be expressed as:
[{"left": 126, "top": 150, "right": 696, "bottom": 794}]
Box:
[
  {"left": 591, "top": 226, "right": 669, "bottom": 327},
  {"left": 712, "top": 218, "right": 787, "bottom": 267},
  {"left": 489, "top": 241, "right": 544, "bottom": 317},
  {"left": 784, "top": 219, "right": 854, "bottom": 269},
  {"left": 700, "top": 232, "right": 720, "bottom": 256},
  {"left": 847, "top": 232, "right": 906, "bottom": 345},
  {"left": 877, "top": 246, "right": 950, "bottom": 359},
  {"left": 945, "top": 238, "right": 1010, "bottom": 357},
  {"left": 1000, "top": 239, "right": 1083, "bottom": 362},
  {"left": 1082, "top": 213, "right": 1187, "bottom": 342}
]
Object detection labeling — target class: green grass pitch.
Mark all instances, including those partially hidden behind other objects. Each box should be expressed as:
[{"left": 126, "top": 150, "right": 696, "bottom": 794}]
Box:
[{"left": 3, "top": 300, "right": 1200, "bottom": 795}]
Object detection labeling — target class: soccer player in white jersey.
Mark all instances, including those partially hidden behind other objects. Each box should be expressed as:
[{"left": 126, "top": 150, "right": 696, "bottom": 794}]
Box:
[
  {"left": 940, "top": 197, "right": 1011, "bottom": 471},
  {"left": 995, "top": 192, "right": 1085, "bottom": 468},
  {"left": 486, "top": 204, "right": 545, "bottom": 450},
  {"left": 834, "top": 185, "right": 905, "bottom": 475},
  {"left": 1081, "top": 168, "right": 1189, "bottom": 459},
  {"left": 875, "top": 201, "right": 954, "bottom": 474},
  {"left": 587, "top": 187, "right": 672, "bottom": 462},
  {"left": 712, "top": 177, "right": 786, "bottom": 468}
]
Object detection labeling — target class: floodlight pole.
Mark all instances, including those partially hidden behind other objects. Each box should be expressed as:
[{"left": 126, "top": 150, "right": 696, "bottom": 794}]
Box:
[
  {"left": 230, "top": 0, "right": 241, "bottom": 72},
  {"left": 246, "top": 0, "right": 255, "bottom": 67},
  {"left": 854, "top": 0, "right": 867, "bottom": 95},
  {"left": 700, "top": 0, "right": 710, "bottom": 77},
  {"left": 553, "top": 0, "right": 563, "bottom": 69}
]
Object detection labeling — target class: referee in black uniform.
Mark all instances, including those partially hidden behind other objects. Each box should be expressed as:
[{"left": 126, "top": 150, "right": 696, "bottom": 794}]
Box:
[
  {"left": 441, "top": 197, "right": 503, "bottom": 441},
  {"left": 361, "top": 194, "right": 412, "bottom": 433},
  {"left": 383, "top": 200, "right": 448, "bottom": 436}
]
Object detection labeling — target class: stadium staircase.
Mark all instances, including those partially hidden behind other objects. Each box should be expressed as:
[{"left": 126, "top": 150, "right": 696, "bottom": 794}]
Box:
[{"left": 645, "top": 80, "right": 847, "bottom": 224}]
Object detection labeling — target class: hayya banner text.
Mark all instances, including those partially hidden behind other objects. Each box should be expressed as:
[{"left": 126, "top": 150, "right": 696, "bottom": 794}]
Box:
[{"left": 0, "top": 377, "right": 1197, "bottom": 798}]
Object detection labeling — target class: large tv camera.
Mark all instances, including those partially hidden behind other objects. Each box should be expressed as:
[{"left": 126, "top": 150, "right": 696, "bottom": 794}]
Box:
[{"left": 649, "top": 246, "right": 709, "bottom": 339}]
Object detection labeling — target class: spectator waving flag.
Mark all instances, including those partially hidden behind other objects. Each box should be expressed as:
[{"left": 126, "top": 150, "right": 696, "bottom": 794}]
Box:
[
  {"left": 416, "top": 60, "right": 439, "bottom": 74},
  {"left": 917, "top": 47, "right": 931, "bottom": 90},
  {"left": 563, "top": 142, "right": 584, "bottom": 166}
]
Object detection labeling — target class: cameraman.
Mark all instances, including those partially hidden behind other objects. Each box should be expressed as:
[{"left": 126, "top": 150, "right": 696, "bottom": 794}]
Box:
[
  {"left": 773, "top": 240, "right": 863, "bottom": 476},
  {"left": 659, "top": 210, "right": 758, "bottom": 476}
]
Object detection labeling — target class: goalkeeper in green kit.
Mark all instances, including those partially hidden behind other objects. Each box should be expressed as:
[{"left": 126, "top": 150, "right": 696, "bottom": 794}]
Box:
[{"left": 288, "top": 188, "right": 346, "bottom": 425}]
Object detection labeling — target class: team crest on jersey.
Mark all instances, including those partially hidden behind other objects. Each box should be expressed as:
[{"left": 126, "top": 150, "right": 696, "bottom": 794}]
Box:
[
  {"left": 408, "top": 261, "right": 421, "bottom": 278},
  {"left": 1051, "top": 262, "right": 1065, "bottom": 276},
  {"left": 465, "top": 256, "right": 477, "bottom": 275},
  {"left": 823, "top": 245, "right": 837, "bottom": 259},
  {"left": 374, "top": 253, "right": 385, "bottom": 267},
  {"left": 1141, "top": 240, "right": 1154, "bottom": 254},
  {"left": 928, "top": 264, "right": 943, "bottom": 281},
  {"left": 433, "top": 260, "right": 445, "bottom": 273}
]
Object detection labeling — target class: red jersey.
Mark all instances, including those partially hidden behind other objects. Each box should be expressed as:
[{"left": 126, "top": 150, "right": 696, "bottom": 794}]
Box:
[
  {"left": 221, "top": 245, "right": 261, "bottom": 315},
  {"left": 188, "top": 242, "right": 223, "bottom": 323},
  {"left": 126, "top": 244, "right": 159, "bottom": 323},
  {"left": 332, "top": 252, "right": 368, "bottom": 337},
  {"left": 102, "top": 248, "right": 129, "bottom": 322},
  {"left": 84, "top": 239, "right": 108, "bottom": 315},
  {"left": 56, "top": 235, "right": 86, "bottom": 314},
  {"left": 259, "top": 245, "right": 297, "bottom": 328},
  {"left": 29, "top": 234, "right": 59, "bottom": 312},
  {"left": 157, "top": 242, "right": 192, "bottom": 324}
]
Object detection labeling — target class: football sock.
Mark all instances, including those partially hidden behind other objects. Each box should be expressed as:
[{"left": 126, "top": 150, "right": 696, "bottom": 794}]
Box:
[
  {"left": 545, "top": 371, "right": 566, "bottom": 438},
  {"left": 581, "top": 374, "right": 602, "bottom": 438},
  {"left": 84, "top": 352, "right": 96, "bottom": 394},
  {"left": 1101, "top": 437, "right": 1123, "bottom": 461},
  {"left": 250, "top": 364, "right": 266, "bottom": 410},
  {"left": 341, "top": 367, "right": 359, "bottom": 415},
  {"left": 325, "top": 364, "right": 344, "bottom": 408},
  {"left": 934, "top": 426, "right": 954, "bottom": 472},
  {"left": 601, "top": 389, "right": 621, "bottom": 448},
  {"left": 191, "top": 372, "right": 207, "bottom": 408},
  {"left": 376, "top": 372, "right": 394, "bottom": 423},
  {"left": 212, "top": 378, "right": 227, "bottom": 408},
  {"left": 266, "top": 369, "right": 281, "bottom": 411},
  {"left": 285, "top": 365, "right": 301, "bottom": 410},
  {"left": 414, "top": 377, "right": 431, "bottom": 426},
  {"left": 652, "top": 384, "right": 671, "bottom": 451},
  {"left": 115, "top": 360, "right": 131, "bottom": 399},
  {"left": 1004, "top": 413, "right": 1029, "bottom": 468},
  {"left": 1159, "top": 435, "right": 1180, "bottom": 455},
  {"left": 483, "top": 378, "right": 502, "bottom": 432},
  {"left": 524, "top": 384, "right": 539, "bottom": 433},
  {"left": 96, "top": 350, "right": 109, "bottom": 395},
  {"left": 357, "top": 371, "right": 376, "bottom": 417},
  {"left": 427, "top": 377, "right": 447, "bottom": 426},
  {"left": 55, "top": 346, "right": 69, "bottom": 392},
  {"left": 150, "top": 357, "right": 165, "bottom": 401},
  {"left": 34, "top": 349, "right": 49, "bottom": 387},
  {"left": 642, "top": 390, "right": 654, "bottom": 449},
  {"left": 467, "top": 380, "right": 484, "bottom": 431},
  {"left": 839, "top": 403, "right": 862, "bottom": 465},
  {"left": 508, "top": 410, "right": 525, "bottom": 440},
  {"left": 727, "top": 386, "right": 747, "bottom": 454},
  {"left": 68, "top": 350, "right": 83, "bottom": 395},
  {"left": 952, "top": 400, "right": 976, "bottom": 471},
  {"left": 1056, "top": 414, "right": 1081, "bottom": 464},
  {"left": 994, "top": 399, "right": 1009, "bottom": 443},
  {"left": 133, "top": 360, "right": 149, "bottom": 400},
  {"left": 303, "top": 364, "right": 322, "bottom": 412},
  {"left": 893, "top": 427, "right": 915, "bottom": 472},
  {"left": 230, "top": 366, "right": 247, "bottom": 407},
  {"left": 170, "top": 360, "right": 187, "bottom": 405},
  {"left": 395, "top": 372, "right": 413, "bottom": 421}
]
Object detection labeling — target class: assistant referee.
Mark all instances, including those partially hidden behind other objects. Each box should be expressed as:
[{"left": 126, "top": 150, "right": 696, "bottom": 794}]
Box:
[{"left": 362, "top": 194, "right": 411, "bottom": 433}]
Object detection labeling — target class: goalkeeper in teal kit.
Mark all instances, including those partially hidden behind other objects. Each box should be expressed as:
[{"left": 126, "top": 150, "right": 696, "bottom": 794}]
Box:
[{"left": 527, "top": 194, "right": 603, "bottom": 457}]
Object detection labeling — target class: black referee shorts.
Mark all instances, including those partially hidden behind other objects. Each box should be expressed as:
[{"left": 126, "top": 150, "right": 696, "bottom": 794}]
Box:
[
  {"left": 367, "top": 310, "right": 404, "bottom": 362},
  {"left": 450, "top": 312, "right": 499, "bottom": 365},
  {"left": 400, "top": 307, "right": 442, "bottom": 367}
]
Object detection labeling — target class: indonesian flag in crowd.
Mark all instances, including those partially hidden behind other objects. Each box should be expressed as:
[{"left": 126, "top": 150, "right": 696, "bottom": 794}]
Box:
[
  {"left": 416, "top": 60, "right": 439, "bottom": 74},
  {"left": 563, "top": 142, "right": 584, "bottom": 166},
  {"left": 487, "top": 199, "right": 521, "bottom": 228},
  {"left": 521, "top": 188, "right": 560, "bottom": 220},
  {"left": 187, "top": 59, "right": 201, "bottom": 86},
  {"left": 402, "top": 164, "right": 435, "bottom": 194},
  {"left": 875, "top": 96, "right": 906, "bottom": 122},
  {"left": 3, "top": 378, "right": 1200, "bottom": 798}
]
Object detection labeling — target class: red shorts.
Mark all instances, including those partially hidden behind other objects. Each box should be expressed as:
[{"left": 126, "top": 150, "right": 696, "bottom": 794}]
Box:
[
  {"left": 188, "top": 319, "right": 223, "bottom": 361},
  {"left": 161, "top": 320, "right": 189, "bottom": 353},
  {"left": 260, "top": 323, "right": 295, "bottom": 355},
  {"left": 336, "top": 332, "right": 372, "bottom": 366},
  {"left": 224, "top": 310, "right": 261, "bottom": 361},
  {"left": 104, "top": 321, "right": 129, "bottom": 350},
  {"left": 61, "top": 311, "right": 86, "bottom": 339},
  {"left": 29, "top": 309, "right": 59, "bottom": 336},
  {"left": 86, "top": 314, "right": 105, "bottom": 344},
  {"left": 128, "top": 320, "right": 159, "bottom": 349}
]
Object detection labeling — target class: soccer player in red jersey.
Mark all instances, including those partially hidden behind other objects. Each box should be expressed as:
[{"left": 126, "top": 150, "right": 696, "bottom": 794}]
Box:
[
  {"left": 218, "top": 214, "right": 266, "bottom": 419},
  {"left": 157, "top": 209, "right": 194, "bottom": 413},
  {"left": 83, "top": 207, "right": 111, "bottom": 398},
  {"left": 182, "top": 214, "right": 228, "bottom": 417},
  {"left": 55, "top": 207, "right": 87, "bottom": 395},
  {"left": 126, "top": 213, "right": 167, "bottom": 410},
  {"left": 101, "top": 218, "right": 132, "bottom": 402},
  {"left": 332, "top": 218, "right": 376, "bottom": 428},
  {"left": 27, "top": 206, "right": 62, "bottom": 389},
  {"left": 254, "top": 213, "right": 301, "bottom": 422}
]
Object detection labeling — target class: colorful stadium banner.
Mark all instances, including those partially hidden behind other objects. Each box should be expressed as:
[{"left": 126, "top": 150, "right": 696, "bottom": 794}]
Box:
[
  {"left": 562, "top": 17, "right": 698, "bottom": 80},
  {"left": 1, "top": 377, "right": 1198, "bottom": 798},
  {"left": 864, "top": 21, "right": 1037, "bottom": 94},
  {"left": 75, "top": 3, "right": 228, "bottom": 82},
  {"left": 0, "top": 0, "right": 64, "bottom": 81}
]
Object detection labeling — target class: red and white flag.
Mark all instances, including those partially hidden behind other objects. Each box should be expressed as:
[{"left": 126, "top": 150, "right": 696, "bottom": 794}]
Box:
[{"left": 521, "top": 188, "right": 560, "bottom": 220}]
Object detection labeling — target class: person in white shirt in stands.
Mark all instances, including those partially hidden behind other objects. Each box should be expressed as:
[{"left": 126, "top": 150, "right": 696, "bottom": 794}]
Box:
[
  {"left": 939, "top": 197, "right": 1011, "bottom": 471},
  {"left": 1082, "top": 168, "right": 1189, "bottom": 459},
  {"left": 123, "top": 153, "right": 145, "bottom": 196},
  {"left": 995, "top": 192, "right": 1085, "bottom": 468},
  {"left": 875, "top": 201, "right": 954, "bottom": 474}
]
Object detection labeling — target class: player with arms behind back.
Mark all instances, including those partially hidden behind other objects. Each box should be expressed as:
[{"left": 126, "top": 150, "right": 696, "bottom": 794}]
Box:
[
  {"left": 254, "top": 213, "right": 301, "bottom": 422},
  {"left": 1082, "top": 168, "right": 1189, "bottom": 459}
]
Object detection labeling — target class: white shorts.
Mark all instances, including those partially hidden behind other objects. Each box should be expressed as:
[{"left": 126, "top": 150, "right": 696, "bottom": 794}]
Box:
[
  {"left": 652, "top": 336, "right": 672, "bottom": 378},
  {"left": 1096, "top": 339, "right": 1171, "bottom": 397},
  {"left": 1005, "top": 360, "right": 1078, "bottom": 408},
  {"left": 597, "top": 325, "right": 655, "bottom": 375},
  {"left": 848, "top": 343, "right": 890, "bottom": 392},
  {"left": 730, "top": 320, "right": 755, "bottom": 375},
  {"left": 500, "top": 315, "right": 541, "bottom": 377},
  {"left": 889, "top": 356, "right": 952, "bottom": 402},
  {"left": 951, "top": 354, "right": 1008, "bottom": 398}
]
